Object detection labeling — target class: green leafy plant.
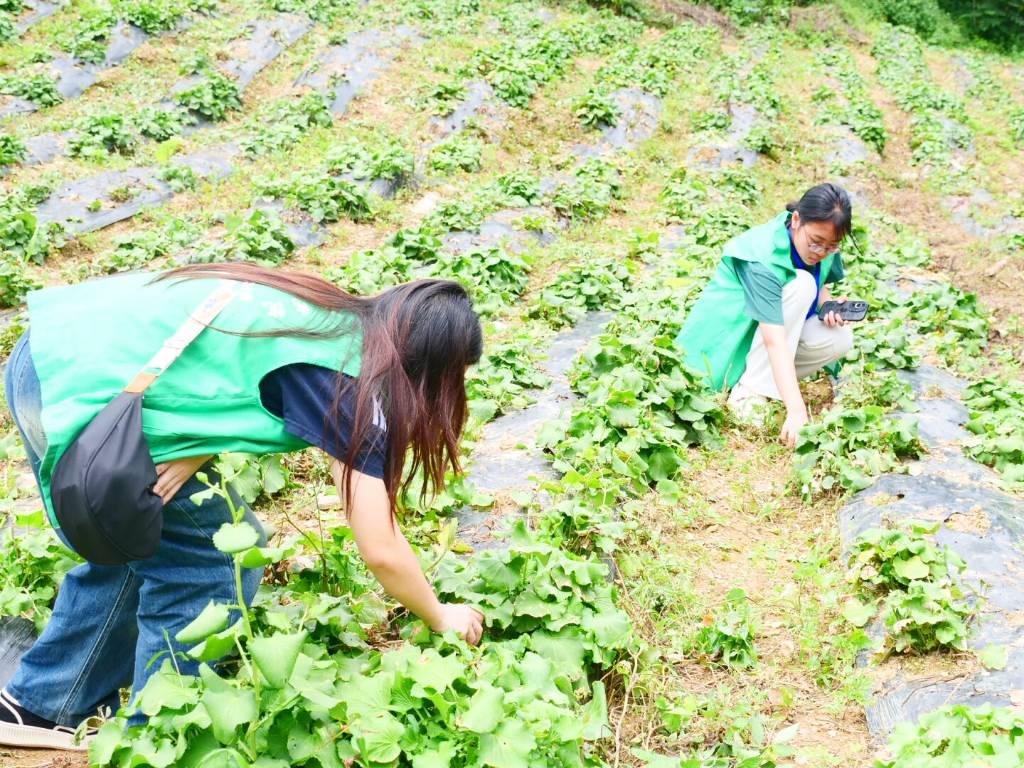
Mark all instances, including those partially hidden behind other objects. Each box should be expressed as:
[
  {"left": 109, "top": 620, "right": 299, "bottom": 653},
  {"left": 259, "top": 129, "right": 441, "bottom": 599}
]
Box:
[
  {"left": 74, "top": 222, "right": 196, "bottom": 278},
  {"left": 851, "top": 318, "right": 920, "bottom": 370},
  {"left": 548, "top": 159, "right": 620, "bottom": 222},
  {"left": 842, "top": 520, "right": 975, "bottom": 655},
  {"left": 0, "top": 510, "right": 82, "bottom": 632},
  {"left": 265, "top": 0, "right": 350, "bottom": 23},
  {"left": 0, "top": 134, "right": 26, "bottom": 166},
  {"left": 465, "top": 335, "right": 551, "bottom": 422},
  {"left": 495, "top": 170, "right": 541, "bottom": 206},
  {"left": 240, "top": 93, "right": 332, "bottom": 157},
  {"left": 121, "top": 0, "right": 186, "bottom": 33},
  {"left": 962, "top": 377, "right": 1024, "bottom": 486},
  {"left": 573, "top": 89, "right": 620, "bottom": 130},
  {"left": 793, "top": 406, "right": 923, "bottom": 498},
  {"left": 135, "top": 106, "right": 193, "bottom": 141},
  {"left": 847, "top": 521, "right": 966, "bottom": 594},
  {"left": 423, "top": 197, "right": 491, "bottom": 232},
  {"left": 68, "top": 114, "right": 139, "bottom": 158},
  {"left": 1012, "top": 108, "right": 1024, "bottom": 146},
  {"left": 0, "top": 191, "right": 65, "bottom": 266},
  {"left": 175, "top": 72, "right": 242, "bottom": 121},
  {"left": 878, "top": 703, "right": 1024, "bottom": 767},
  {"left": 872, "top": 28, "right": 971, "bottom": 171},
  {"left": 0, "top": 72, "right": 63, "bottom": 108},
  {"left": 326, "top": 135, "right": 414, "bottom": 183},
  {"left": 192, "top": 210, "right": 296, "bottom": 266},
  {"left": 428, "top": 133, "right": 484, "bottom": 174},
  {"left": 261, "top": 172, "right": 373, "bottom": 223},
  {"left": 425, "top": 80, "right": 466, "bottom": 116},
  {"left": 326, "top": 246, "right": 413, "bottom": 295},
  {"left": 90, "top": 464, "right": 629, "bottom": 768},
  {"left": 742, "top": 121, "right": 781, "bottom": 156},
  {"left": 158, "top": 163, "right": 198, "bottom": 192},
  {"left": 430, "top": 244, "right": 531, "bottom": 316},
  {"left": 694, "top": 588, "right": 758, "bottom": 668},
  {"left": 58, "top": 9, "right": 117, "bottom": 64},
  {"left": 528, "top": 254, "right": 632, "bottom": 328},
  {"left": 0, "top": 13, "right": 14, "bottom": 43}
]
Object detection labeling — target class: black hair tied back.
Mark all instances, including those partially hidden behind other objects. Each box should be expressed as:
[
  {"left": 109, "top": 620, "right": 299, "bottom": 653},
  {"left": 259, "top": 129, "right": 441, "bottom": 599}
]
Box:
[{"left": 786, "top": 182, "right": 853, "bottom": 240}]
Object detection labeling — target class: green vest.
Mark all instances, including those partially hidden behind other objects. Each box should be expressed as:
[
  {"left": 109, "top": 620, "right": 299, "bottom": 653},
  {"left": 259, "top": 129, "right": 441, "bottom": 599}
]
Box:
[
  {"left": 27, "top": 272, "right": 363, "bottom": 526},
  {"left": 675, "top": 212, "right": 839, "bottom": 391}
]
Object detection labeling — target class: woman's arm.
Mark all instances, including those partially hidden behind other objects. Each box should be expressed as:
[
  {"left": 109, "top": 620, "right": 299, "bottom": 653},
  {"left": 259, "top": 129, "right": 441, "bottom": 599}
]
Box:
[
  {"left": 760, "top": 323, "right": 808, "bottom": 448},
  {"left": 333, "top": 460, "right": 483, "bottom": 644}
]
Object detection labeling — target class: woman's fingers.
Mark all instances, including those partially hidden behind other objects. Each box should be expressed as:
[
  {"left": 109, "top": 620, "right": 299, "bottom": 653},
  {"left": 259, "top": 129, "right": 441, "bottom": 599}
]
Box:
[{"left": 468, "top": 608, "right": 484, "bottom": 645}]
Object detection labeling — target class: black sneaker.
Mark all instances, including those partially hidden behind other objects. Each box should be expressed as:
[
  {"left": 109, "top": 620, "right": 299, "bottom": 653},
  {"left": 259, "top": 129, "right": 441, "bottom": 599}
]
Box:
[{"left": 0, "top": 688, "right": 92, "bottom": 751}]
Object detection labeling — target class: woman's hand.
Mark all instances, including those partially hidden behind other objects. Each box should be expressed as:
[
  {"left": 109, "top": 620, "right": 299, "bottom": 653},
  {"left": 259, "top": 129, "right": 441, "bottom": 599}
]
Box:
[
  {"left": 154, "top": 455, "right": 213, "bottom": 503},
  {"left": 340, "top": 462, "right": 488, "bottom": 647},
  {"left": 823, "top": 296, "right": 847, "bottom": 328},
  {"left": 780, "top": 408, "right": 809, "bottom": 449},
  {"left": 431, "top": 603, "right": 484, "bottom": 645}
]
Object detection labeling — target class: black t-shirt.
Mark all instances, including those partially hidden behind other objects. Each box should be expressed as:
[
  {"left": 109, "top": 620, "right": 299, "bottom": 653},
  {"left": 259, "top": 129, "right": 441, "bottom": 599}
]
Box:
[{"left": 259, "top": 363, "right": 387, "bottom": 478}]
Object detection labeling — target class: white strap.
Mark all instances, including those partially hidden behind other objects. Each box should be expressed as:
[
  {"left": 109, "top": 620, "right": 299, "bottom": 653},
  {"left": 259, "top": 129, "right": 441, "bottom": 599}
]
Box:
[{"left": 124, "top": 281, "right": 235, "bottom": 394}]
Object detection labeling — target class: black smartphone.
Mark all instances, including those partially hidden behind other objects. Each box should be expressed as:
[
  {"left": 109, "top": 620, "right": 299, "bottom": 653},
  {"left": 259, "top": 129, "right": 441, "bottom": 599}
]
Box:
[{"left": 817, "top": 300, "right": 869, "bottom": 322}]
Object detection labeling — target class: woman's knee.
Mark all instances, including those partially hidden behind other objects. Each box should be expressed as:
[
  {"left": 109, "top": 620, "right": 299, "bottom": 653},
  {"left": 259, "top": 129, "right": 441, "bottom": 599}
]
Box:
[
  {"left": 785, "top": 270, "right": 818, "bottom": 303},
  {"left": 832, "top": 325, "right": 854, "bottom": 361}
]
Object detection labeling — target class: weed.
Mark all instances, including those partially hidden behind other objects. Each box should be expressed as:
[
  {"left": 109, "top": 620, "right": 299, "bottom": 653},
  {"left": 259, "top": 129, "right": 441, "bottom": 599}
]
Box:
[{"left": 694, "top": 588, "right": 758, "bottom": 668}]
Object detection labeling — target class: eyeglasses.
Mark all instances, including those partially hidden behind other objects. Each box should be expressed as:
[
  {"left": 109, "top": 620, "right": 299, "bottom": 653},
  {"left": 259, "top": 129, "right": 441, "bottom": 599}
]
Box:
[{"left": 806, "top": 238, "right": 840, "bottom": 256}]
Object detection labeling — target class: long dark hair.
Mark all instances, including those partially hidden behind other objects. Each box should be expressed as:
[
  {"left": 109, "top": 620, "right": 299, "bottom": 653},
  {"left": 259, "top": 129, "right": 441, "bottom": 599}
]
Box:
[
  {"left": 155, "top": 263, "right": 483, "bottom": 515},
  {"left": 785, "top": 182, "right": 852, "bottom": 240}
]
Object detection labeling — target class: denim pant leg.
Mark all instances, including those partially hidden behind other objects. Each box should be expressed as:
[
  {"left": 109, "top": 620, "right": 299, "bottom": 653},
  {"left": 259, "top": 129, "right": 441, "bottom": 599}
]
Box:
[
  {"left": 126, "top": 474, "right": 267, "bottom": 712},
  {"left": 8, "top": 476, "right": 267, "bottom": 726},
  {"left": 4, "top": 331, "right": 47, "bottom": 487}
]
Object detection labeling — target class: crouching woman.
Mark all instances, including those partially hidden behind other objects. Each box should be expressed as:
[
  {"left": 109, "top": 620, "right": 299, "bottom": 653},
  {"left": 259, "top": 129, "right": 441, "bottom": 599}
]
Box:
[{"left": 676, "top": 183, "right": 856, "bottom": 447}]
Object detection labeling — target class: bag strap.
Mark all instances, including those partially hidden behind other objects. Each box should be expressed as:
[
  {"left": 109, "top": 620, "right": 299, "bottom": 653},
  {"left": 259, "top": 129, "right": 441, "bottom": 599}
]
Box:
[{"left": 124, "top": 281, "right": 236, "bottom": 395}]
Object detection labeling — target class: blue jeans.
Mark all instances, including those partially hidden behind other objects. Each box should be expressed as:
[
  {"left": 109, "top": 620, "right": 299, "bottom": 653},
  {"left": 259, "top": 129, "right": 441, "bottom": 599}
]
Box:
[{"left": 3, "top": 332, "right": 267, "bottom": 726}]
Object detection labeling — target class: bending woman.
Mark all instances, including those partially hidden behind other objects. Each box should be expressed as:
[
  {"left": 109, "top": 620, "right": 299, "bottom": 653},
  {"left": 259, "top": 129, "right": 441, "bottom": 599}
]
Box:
[
  {"left": 676, "top": 183, "right": 855, "bottom": 447},
  {"left": 0, "top": 264, "right": 484, "bottom": 750}
]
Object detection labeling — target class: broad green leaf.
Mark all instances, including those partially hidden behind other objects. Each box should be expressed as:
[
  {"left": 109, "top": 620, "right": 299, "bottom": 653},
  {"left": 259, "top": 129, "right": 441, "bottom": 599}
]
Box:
[
  {"left": 213, "top": 522, "right": 261, "bottom": 554},
  {"left": 176, "top": 601, "right": 231, "bottom": 644},
  {"left": 88, "top": 721, "right": 128, "bottom": 765},
  {"left": 582, "top": 681, "right": 608, "bottom": 740},
  {"left": 136, "top": 669, "right": 200, "bottom": 716},
  {"left": 200, "top": 684, "right": 258, "bottom": 744},
  {"left": 250, "top": 632, "right": 307, "bottom": 688},
  {"left": 842, "top": 598, "right": 876, "bottom": 628},
  {"left": 406, "top": 648, "right": 463, "bottom": 695},
  {"left": 351, "top": 710, "right": 404, "bottom": 764},
  {"left": 978, "top": 644, "right": 1008, "bottom": 671},
  {"left": 893, "top": 555, "right": 930, "bottom": 581},
  {"left": 195, "top": 748, "right": 251, "bottom": 768},
  {"left": 412, "top": 741, "right": 458, "bottom": 768},
  {"left": 189, "top": 620, "right": 244, "bottom": 662},
  {"left": 458, "top": 682, "right": 504, "bottom": 734},
  {"left": 479, "top": 719, "right": 536, "bottom": 768}
]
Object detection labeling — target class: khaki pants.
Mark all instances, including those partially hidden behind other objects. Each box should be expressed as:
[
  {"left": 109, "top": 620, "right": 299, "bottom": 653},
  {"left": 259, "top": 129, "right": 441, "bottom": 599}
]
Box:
[{"left": 729, "top": 270, "right": 853, "bottom": 411}]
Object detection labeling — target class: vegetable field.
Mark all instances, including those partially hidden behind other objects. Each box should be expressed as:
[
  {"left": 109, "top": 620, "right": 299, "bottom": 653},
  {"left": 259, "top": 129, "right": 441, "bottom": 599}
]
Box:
[{"left": 1, "top": 0, "right": 1023, "bottom": 766}]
